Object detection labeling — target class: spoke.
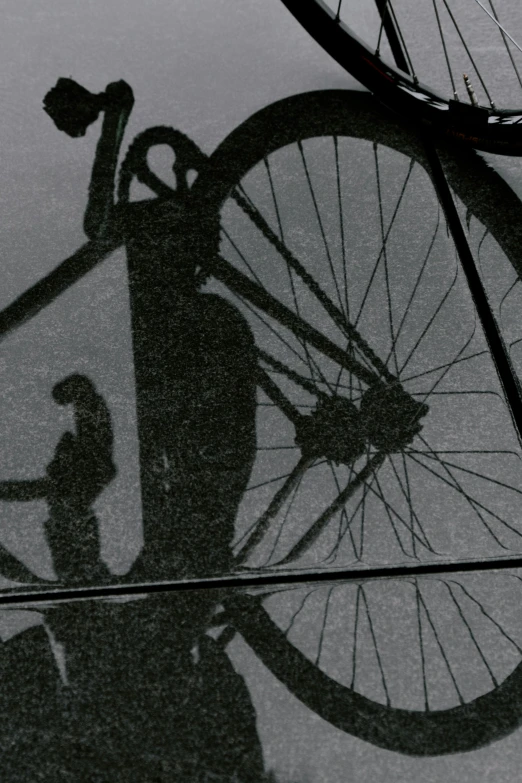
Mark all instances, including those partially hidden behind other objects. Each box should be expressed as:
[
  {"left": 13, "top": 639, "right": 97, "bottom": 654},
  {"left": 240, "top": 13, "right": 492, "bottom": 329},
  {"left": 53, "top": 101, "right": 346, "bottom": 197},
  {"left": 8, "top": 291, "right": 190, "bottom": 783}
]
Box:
[
  {"left": 473, "top": 224, "right": 490, "bottom": 279},
  {"left": 401, "top": 452, "right": 416, "bottom": 556},
  {"left": 325, "top": 463, "right": 359, "bottom": 562},
  {"left": 334, "top": 136, "right": 350, "bottom": 320},
  {"left": 387, "top": 1, "right": 417, "bottom": 77},
  {"left": 235, "top": 287, "right": 319, "bottom": 373},
  {"left": 351, "top": 585, "right": 362, "bottom": 689},
  {"left": 325, "top": 471, "right": 375, "bottom": 563},
  {"left": 284, "top": 588, "right": 318, "bottom": 637},
  {"left": 268, "top": 365, "right": 355, "bottom": 396},
  {"left": 398, "top": 264, "right": 459, "bottom": 376},
  {"left": 288, "top": 267, "right": 321, "bottom": 386},
  {"left": 500, "top": 278, "right": 521, "bottom": 325},
  {"left": 401, "top": 349, "right": 488, "bottom": 384},
  {"left": 442, "top": 580, "right": 498, "bottom": 688},
  {"left": 298, "top": 140, "right": 346, "bottom": 320},
  {"left": 225, "top": 212, "right": 334, "bottom": 386},
  {"left": 359, "top": 460, "right": 368, "bottom": 561},
  {"left": 415, "top": 581, "right": 430, "bottom": 711},
  {"left": 370, "top": 470, "right": 414, "bottom": 559},
  {"left": 221, "top": 226, "right": 265, "bottom": 289},
  {"left": 357, "top": 386, "right": 369, "bottom": 561},
  {"left": 265, "top": 469, "right": 307, "bottom": 566},
  {"left": 374, "top": 143, "right": 399, "bottom": 375},
  {"left": 235, "top": 454, "right": 315, "bottom": 563},
  {"left": 334, "top": 339, "right": 350, "bottom": 397},
  {"left": 414, "top": 438, "right": 510, "bottom": 540},
  {"left": 315, "top": 586, "right": 335, "bottom": 666},
  {"left": 418, "top": 452, "right": 522, "bottom": 499},
  {"left": 416, "top": 584, "right": 465, "bottom": 705},
  {"left": 384, "top": 208, "right": 441, "bottom": 369},
  {"left": 392, "top": 458, "right": 413, "bottom": 560},
  {"left": 361, "top": 588, "right": 391, "bottom": 706},
  {"left": 374, "top": 0, "right": 412, "bottom": 74},
  {"left": 417, "top": 434, "right": 522, "bottom": 539},
  {"left": 245, "top": 471, "right": 294, "bottom": 493},
  {"left": 375, "top": 0, "right": 390, "bottom": 54},
  {"left": 354, "top": 158, "right": 415, "bottom": 331},
  {"left": 451, "top": 579, "right": 522, "bottom": 655},
  {"left": 472, "top": 0, "right": 522, "bottom": 57},
  {"left": 363, "top": 463, "right": 438, "bottom": 553},
  {"left": 264, "top": 156, "right": 284, "bottom": 240},
  {"left": 231, "top": 187, "right": 391, "bottom": 381},
  {"left": 274, "top": 453, "right": 386, "bottom": 566},
  {"left": 236, "top": 183, "right": 257, "bottom": 211},
  {"left": 432, "top": 0, "right": 458, "bottom": 99},
  {"left": 334, "top": 337, "right": 380, "bottom": 396},
  {"left": 261, "top": 159, "right": 323, "bottom": 387},
  {"left": 412, "top": 324, "right": 477, "bottom": 405},
  {"left": 388, "top": 455, "right": 434, "bottom": 554},
  {"left": 439, "top": 0, "right": 494, "bottom": 107},
  {"left": 409, "top": 446, "right": 516, "bottom": 547}
]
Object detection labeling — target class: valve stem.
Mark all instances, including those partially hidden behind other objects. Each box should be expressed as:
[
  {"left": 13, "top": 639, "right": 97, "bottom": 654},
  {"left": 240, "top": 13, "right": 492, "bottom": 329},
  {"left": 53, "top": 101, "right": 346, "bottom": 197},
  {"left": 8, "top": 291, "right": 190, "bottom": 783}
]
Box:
[{"left": 463, "top": 73, "right": 479, "bottom": 107}]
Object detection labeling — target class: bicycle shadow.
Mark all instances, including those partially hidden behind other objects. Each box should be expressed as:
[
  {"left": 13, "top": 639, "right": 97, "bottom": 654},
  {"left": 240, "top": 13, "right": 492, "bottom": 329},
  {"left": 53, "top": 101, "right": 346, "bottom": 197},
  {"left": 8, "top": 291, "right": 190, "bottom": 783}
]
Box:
[
  {"left": 0, "top": 78, "right": 267, "bottom": 782},
  {"left": 2, "top": 82, "right": 522, "bottom": 778}
]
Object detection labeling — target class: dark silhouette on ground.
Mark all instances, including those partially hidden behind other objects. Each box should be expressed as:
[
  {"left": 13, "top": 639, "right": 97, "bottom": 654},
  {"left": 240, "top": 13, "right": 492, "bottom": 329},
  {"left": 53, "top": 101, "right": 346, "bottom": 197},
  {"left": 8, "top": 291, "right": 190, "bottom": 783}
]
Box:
[
  {"left": 0, "top": 78, "right": 266, "bottom": 782},
  {"left": 7, "top": 78, "right": 522, "bottom": 774},
  {"left": 0, "top": 374, "right": 115, "bottom": 584},
  {"left": 0, "top": 594, "right": 269, "bottom": 781},
  {"left": 48, "top": 77, "right": 259, "bottom": 582}
]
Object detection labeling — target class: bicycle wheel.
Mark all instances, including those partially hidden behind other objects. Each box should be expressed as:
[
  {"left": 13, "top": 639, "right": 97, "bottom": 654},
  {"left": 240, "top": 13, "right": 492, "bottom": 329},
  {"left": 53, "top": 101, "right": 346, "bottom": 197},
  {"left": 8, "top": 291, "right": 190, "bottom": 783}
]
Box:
[
  {"left": 225, "top": 574, "right": 522, "bottom": 755},
  {"left": 280, "top": 0, "right": 522, "bottom": 155},
  {"left": 193, "top": 89, "right": 522, "bottom": 572},
  {"left": 191, "top": 90, "right": 522, "bottom": 753}
]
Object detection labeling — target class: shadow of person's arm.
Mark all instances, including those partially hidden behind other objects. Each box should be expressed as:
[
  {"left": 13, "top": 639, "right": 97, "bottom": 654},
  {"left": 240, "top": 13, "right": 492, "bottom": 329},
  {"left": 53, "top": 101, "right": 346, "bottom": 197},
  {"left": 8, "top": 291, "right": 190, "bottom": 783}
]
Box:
[
  {"left": 43, "top": 375, "right": 116, "bottom": 584},
  {"left": 0, "top": 479, "right": 48, "bottom": 501}
]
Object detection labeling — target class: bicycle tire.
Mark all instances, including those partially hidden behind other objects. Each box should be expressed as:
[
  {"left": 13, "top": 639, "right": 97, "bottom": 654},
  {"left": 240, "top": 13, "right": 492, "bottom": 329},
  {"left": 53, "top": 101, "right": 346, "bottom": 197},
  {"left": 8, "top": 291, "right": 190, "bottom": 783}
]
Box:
[
  {"left": 225, "top": 589, "right": 522, "bottom": 755},
  {"left": 191, "top": 89, "right": 522, "bottom": 754},
  {"left": 279, "top": 0, "right": 522, "bottom": 156}
]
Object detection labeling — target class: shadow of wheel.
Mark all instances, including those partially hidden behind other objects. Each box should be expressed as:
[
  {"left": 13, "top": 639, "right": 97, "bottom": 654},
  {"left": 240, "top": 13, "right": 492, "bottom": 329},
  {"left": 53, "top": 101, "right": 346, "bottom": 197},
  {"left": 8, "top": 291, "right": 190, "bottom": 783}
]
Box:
[
  {"left": 191, "top": 89, "right": 522, "bottom": 755},
  {"left": 226, "top": 591, "right": 522, "bottom": 756}
]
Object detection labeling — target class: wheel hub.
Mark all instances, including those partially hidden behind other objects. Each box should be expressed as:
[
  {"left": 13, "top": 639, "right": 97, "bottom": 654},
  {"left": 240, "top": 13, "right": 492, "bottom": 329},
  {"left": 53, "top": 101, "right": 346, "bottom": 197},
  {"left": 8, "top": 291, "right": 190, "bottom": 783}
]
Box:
[
  {"left": 360, "top": 383, "right": 429, "bottom": 453},
  {"left": 294, "top": 396, "right": 366, "bottom": 465}
]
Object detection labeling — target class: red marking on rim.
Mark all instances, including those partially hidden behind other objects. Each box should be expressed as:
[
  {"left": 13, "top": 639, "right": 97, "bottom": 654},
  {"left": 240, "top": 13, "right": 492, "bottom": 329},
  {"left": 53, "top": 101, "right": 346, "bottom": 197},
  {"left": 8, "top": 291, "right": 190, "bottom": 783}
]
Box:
[{"left": 361, "top": 56, "right": 395, "bottom": 83}]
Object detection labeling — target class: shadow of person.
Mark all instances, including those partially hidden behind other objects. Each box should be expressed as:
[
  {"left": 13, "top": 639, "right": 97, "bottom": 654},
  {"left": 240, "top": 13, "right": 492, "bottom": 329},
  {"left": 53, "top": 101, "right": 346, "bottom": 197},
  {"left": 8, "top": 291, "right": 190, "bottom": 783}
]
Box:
[
  {"left": 0, "top": 79, "right": 269, "bottom": 783},
  {"left": 44, "top": 77, "right": 259, "bottom": 582},
  {"left": 0, "top": 594, "right": 270, "bottom": 782},
  {"left": 44, "top": 374, "right": 116, "bottom": 584},
  {"left": 0, "top": 373, "right": 115, "bottom": 585}
]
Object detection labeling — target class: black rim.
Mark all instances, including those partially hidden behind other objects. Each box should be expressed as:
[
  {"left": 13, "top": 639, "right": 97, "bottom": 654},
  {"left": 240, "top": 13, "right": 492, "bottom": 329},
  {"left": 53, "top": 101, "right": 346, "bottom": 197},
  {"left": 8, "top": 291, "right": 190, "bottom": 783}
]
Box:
[{"left": 279, "top": 0, "right": 522, "bottom": 156}]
